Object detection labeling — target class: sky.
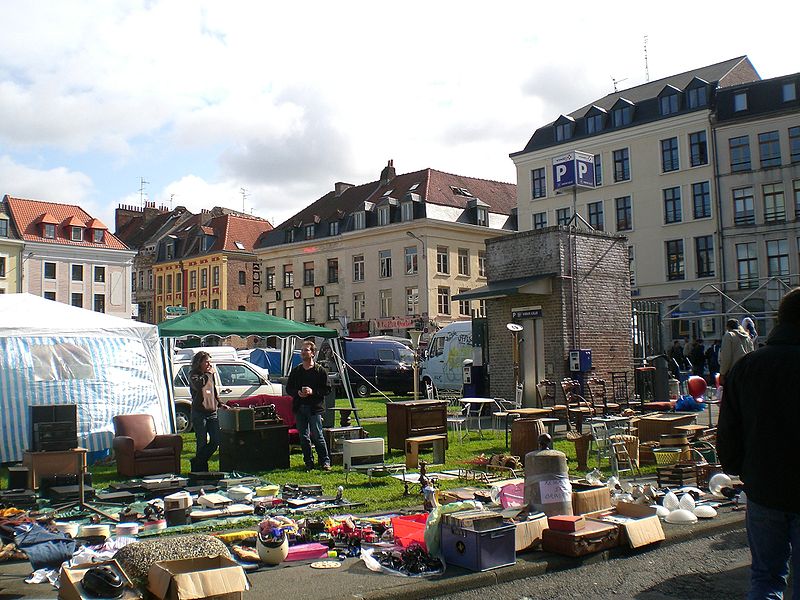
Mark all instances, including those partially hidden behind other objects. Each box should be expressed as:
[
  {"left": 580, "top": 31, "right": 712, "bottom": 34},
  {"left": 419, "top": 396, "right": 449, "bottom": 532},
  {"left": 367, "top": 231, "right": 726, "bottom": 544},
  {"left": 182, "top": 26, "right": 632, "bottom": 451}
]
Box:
[{"left": 0, "top": 1, "right": 797, "bottom": 232}]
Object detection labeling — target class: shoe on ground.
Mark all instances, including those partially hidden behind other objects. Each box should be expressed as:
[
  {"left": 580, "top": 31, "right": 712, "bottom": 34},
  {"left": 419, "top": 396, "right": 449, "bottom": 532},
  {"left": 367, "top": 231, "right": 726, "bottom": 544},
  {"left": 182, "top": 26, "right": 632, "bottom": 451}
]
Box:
[
  {"left": 321, "top": 464, "right": 332, "bottom": 471},
  {"left": 304, "top": 464, "right": 314, "bottom": 472}
]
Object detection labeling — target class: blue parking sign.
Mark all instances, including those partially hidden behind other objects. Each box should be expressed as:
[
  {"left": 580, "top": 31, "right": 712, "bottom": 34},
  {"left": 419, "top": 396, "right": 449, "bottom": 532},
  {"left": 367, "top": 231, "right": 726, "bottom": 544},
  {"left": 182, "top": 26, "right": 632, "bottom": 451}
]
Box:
[
  {"left": 552, "top": 150, "right": 595, "bottom": 191},
  {"left": 575, "top": 151, "right": 595, "bottom": 188}
]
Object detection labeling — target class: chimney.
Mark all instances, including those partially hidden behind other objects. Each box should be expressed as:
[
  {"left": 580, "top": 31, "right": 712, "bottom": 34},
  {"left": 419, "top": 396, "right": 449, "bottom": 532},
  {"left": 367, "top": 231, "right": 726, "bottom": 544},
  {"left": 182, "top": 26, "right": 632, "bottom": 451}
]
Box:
[
  {"left": 334, "top": 182, "right": 354, "bottom": 197},
  {"left": 379, "top": 159, "right": 396, "bottom": 186},
  {"left": 114, "top": 204, "right": 142, "bottom": 235}
]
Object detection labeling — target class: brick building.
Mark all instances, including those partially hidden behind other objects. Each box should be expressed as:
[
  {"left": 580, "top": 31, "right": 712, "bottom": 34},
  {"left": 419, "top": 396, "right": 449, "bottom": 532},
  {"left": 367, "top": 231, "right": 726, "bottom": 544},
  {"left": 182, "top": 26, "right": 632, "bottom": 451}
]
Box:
[{"left": 455, "top": 226, "right": 631, "bottom": 404}]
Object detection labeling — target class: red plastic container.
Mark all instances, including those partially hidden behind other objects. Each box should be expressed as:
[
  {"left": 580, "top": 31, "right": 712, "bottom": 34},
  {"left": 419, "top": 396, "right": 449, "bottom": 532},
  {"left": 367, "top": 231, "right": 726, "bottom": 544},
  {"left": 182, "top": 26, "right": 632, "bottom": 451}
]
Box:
[{"left": 391, "top": 514, "right": 428, "bottom": 551}]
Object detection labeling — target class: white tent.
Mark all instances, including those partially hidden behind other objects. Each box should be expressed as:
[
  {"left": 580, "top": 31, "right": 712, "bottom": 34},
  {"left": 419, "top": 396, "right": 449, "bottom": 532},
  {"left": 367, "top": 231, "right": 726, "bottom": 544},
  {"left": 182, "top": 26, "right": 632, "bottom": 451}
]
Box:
[{"left": 0, "top": 294, "right": 171, "bottom": 463}]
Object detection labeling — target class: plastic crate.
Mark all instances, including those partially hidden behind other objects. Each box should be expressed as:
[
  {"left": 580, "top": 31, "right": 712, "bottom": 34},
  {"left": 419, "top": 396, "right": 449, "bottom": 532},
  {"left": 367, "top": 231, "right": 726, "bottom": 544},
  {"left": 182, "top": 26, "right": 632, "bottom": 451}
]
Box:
[
  {"left": 391, "top": 513, "right": 428, "bottom": 551},
  {"left": 440, "top": 523, "right": 516, "bottom": 572}
]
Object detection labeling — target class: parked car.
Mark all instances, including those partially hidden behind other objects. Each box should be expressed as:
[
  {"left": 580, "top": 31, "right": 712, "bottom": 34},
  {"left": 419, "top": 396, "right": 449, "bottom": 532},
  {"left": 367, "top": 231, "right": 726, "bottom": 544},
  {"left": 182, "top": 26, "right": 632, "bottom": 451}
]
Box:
[
  {"left": 318, "top": 337, "right": 415, "bottom": 398},
  {"left": 171, "top": 348, "right": 283, "bottom": 433}
]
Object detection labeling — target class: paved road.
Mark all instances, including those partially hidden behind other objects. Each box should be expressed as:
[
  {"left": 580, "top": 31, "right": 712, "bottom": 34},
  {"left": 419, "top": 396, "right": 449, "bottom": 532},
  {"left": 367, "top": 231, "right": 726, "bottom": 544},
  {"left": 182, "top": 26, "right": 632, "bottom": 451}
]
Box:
[{"left": 434, "top": 526, "right": 760, "bottom": 600}]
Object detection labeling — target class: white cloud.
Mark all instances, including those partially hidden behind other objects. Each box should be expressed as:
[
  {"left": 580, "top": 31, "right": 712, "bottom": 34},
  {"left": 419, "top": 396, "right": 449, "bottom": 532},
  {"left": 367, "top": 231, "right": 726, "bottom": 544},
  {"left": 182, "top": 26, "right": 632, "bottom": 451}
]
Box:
[{"left": 0, "top": 155, "right": 93, "bottom": 203}]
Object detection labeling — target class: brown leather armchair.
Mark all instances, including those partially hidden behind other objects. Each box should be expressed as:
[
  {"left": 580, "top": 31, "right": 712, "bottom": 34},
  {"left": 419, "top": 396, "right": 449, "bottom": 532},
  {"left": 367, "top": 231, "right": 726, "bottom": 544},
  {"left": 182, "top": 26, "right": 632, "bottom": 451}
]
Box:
[{"left": 112, "top": 414, "right": 182, "bottom": 477}]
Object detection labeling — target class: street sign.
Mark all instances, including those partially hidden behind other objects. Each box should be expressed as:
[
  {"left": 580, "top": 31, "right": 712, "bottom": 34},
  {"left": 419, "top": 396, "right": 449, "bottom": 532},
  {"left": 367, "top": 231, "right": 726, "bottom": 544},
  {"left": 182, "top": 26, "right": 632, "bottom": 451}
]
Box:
[
  {"left": 552, "top": 150, "right": 596, "bottom": 191},
  {"left": 165, "top": 305, "right": 187, "bottom": 316}
]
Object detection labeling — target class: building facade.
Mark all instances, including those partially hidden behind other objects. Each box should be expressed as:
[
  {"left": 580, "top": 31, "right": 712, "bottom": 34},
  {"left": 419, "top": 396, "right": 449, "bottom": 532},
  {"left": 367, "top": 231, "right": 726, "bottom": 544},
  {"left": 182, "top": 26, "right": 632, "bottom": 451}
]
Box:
[
  {"left": 0, "top": 199, "right": 24, "bottom": 294},
  {"left": 4, "top": 195, "right": 135, "bottom": 318},
  {"left": 714, "top": 73, "right": 800, "bottom": 336},
  {"left": 255, "top": 161, "right": 517, "bottom": 338},
  {"left": 510, "top": 56, "right": 800, "bottom": 346}
]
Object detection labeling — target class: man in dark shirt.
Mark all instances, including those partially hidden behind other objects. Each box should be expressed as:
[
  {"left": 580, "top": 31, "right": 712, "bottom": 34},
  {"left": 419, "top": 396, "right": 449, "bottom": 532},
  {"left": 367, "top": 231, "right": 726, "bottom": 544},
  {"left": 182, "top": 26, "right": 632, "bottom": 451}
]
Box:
[
  {"left": 718, "top": 288, "right": 800, "bottom": 599},
  {"left": 286, "top": 339, "right": 331, "bottom": 471}
]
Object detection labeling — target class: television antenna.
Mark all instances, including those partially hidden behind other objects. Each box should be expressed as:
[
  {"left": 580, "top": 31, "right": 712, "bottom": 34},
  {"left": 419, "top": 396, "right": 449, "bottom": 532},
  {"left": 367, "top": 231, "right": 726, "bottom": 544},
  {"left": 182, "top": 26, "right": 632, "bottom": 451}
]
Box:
[
  {"left": 644, "top": 35, "right": 650, "bottom": 82},
  {"left": 240, "top": 187, "right": 249, "bottom": 212},
  {"left": 612, "top": 76, "right": 628, "bottom": 93},
  {"left": 139, "top": 177, "right": 149, "bottom": 208}
]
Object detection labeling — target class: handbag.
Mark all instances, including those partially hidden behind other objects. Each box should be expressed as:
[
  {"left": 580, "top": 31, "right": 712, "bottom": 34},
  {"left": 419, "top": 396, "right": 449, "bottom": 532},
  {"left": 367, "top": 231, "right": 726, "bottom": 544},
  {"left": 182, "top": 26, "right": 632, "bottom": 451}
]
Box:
[{"left": 201, "top": 375, "right": 218, "bottom": 411}]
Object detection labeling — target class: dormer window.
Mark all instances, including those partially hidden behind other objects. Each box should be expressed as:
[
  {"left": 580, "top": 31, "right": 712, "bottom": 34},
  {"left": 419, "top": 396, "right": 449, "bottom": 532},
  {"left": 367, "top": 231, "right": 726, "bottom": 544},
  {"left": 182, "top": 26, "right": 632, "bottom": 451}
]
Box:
[
  {"left": 612, "top": 100, "right": 634, "bottom": 127},
  {"left": 554, "top": 116, "right": 575, "bottom": 142},
  {"left": 659, "top": 86, "right": 681, "bottom": 116},
  {"left": 476, "top": 207, "right": 489, "bottom": 227},
  {"left": 305, "top": 224, "right": 316, "bottom": 239},
  {"left": 44, "top": 223, "right": 56, "bottom": 239},
  {"left": 377, "top": 206, "right": 390, "bottom": 226},
  {"left": 329, "top": 221, "right": 339, "bottom": 236},
  {"left": 0, "top": 218, "right": 8, "bottom": 237},
  {"left": 285, "top": 229, "right": 295, "bottom": 243},
  {"left": 353, "top": 211, "right": 366, "bottom": 230},
  {"left": 734, "top": 91, "right": 748, "bottom": 112},
  {"left": 166, "top": 241, "right": 174, "bottom": 259},
  {"left": 202, "top": 235, "right": 215, "bottom": 251},
  {"left": 93, "top": 229, "right": 104, "bottom": 243},
  {"left": 71, "top": 226, "right": 84, "bottom": 242},
  {"left": 586, "top": 113, "right": 604, "bottom": 134},
  {"left": 686, "top": 79, "right": 709, "bottom": 109},
  {"left": 401, "top": 201, "right": 414, "bottom": 222},
  {"left": 782, "top": 82, "right": 796, "bottom": 102}
]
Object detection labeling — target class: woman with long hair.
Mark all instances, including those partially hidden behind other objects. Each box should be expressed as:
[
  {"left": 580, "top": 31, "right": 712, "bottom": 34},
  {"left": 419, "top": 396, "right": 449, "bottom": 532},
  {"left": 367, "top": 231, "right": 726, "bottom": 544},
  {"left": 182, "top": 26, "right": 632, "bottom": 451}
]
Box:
[{"left": 189, "top": 351, "right": 220, "bottom": 472}]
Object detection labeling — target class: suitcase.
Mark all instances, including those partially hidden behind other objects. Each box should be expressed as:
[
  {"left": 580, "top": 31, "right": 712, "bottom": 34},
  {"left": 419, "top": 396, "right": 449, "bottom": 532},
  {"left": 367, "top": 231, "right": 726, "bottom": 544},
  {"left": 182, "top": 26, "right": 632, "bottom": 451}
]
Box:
[{"left": 541, "top": 519, "right": 620, "bottom": 557}]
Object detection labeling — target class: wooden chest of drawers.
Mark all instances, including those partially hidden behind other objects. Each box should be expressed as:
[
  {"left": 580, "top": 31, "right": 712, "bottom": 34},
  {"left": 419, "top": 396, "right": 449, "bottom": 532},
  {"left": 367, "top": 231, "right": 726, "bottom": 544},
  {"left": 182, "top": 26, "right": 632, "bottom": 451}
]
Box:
[{"left": 386, "top": 400, "right": 447, "bottom": 451}]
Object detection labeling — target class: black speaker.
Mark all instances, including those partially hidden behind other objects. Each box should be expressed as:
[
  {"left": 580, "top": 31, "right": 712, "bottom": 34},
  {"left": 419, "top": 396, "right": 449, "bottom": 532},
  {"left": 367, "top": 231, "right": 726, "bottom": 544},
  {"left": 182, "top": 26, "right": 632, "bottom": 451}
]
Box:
[
  {"left": 29, "top": 404, "right": 78, "bottom": 451},
  {"left": 7, "top": 466, "right": 30, "bottom": 490},
  {"left": 219, "top": 426, "right": 289, "bottom": 472}
]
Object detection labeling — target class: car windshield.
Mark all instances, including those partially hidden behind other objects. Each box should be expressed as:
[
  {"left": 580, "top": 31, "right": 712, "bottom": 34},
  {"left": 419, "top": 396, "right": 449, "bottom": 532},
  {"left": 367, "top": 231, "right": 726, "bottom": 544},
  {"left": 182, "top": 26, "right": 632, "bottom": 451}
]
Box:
[{"left": 398, "top": 347, "right": 415, "bottom": 364}]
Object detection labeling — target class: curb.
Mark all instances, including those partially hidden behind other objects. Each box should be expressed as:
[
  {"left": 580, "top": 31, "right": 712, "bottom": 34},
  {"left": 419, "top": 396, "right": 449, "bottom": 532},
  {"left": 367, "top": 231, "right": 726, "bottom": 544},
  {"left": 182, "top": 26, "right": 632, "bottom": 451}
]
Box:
[{"left": 359, "top": 508, "right": 746, "bottom": 600}]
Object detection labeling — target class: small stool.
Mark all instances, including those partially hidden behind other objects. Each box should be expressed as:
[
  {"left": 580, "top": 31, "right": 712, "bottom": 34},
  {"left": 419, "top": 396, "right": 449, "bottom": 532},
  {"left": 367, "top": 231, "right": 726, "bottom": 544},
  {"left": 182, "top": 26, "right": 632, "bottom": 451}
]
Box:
[{"left": 405, "top": 435, "right": 447, "bottom": 468}]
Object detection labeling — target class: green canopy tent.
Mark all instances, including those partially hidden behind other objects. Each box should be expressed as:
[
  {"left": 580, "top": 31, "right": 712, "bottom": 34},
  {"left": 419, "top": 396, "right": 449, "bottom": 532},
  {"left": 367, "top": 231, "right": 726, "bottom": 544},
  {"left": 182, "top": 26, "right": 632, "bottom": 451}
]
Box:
[
  {"left": 157, "top": 308, "right": 338, "bottom": 339},
  {"left": 157, "top": 308, "right": 357, "bottom": 428}
]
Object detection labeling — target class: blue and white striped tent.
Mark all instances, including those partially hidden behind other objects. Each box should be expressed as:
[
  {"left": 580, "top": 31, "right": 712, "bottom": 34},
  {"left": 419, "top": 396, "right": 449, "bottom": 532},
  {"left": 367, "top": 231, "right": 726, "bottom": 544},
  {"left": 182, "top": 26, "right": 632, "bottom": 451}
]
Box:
[{"left": 0, "top": 294, "right": 171, "bottom": 464}]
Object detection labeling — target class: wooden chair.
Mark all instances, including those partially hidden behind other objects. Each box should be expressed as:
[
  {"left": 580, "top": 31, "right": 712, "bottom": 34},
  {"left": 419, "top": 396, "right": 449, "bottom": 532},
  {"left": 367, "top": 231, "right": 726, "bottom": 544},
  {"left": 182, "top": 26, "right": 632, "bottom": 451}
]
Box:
[
  {"left": 560, "top": 378, "right": 596, "bottom": 433},
  {"left": 586, "top": 377, "right": 621, "bottom": 416},
  {"left": 538, "top": 379, "right": 569, "bottom": 430},
  {"left": 611, "top": 371, "right": 641, "bottom": 411}
]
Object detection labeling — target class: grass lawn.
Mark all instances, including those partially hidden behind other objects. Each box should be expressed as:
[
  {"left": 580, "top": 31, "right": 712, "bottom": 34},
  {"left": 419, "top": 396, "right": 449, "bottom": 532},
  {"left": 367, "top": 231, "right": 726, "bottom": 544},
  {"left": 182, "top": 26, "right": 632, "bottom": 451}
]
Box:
[{"left": 1, "top": 394, "right": 656, "bottom": 516}]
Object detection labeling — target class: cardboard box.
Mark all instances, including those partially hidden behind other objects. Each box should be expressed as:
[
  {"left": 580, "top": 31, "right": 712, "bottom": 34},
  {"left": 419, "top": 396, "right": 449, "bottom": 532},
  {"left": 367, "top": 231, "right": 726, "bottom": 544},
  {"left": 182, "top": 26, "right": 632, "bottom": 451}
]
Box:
[
  {"left": 586, "top": 501, "right": 665, "bottom": 549},
  {"left": 571, "top": 482, "right": 612, "bottom": 515},
  {"left": 547, "top": 515, "right": 586, "bottom": 532},
  {"left": 513, "top": 513, "right": 548, "bottom": 552},
  {"left": 164, "top": 491, "right": 193, "bottom": 510},
  {"left": 148, "top": 555, "right": 249, "bottom": 600},
  {"left": 59, "top": 559, "right": 140, "bottom": 600}
]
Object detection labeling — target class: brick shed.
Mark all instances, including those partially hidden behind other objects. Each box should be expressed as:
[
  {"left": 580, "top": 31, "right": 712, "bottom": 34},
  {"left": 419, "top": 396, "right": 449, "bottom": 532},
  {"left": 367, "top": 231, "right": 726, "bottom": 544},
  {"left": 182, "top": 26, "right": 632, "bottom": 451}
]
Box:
[{"left": 455, "top": 226, "right": 632, "bottom": 405}]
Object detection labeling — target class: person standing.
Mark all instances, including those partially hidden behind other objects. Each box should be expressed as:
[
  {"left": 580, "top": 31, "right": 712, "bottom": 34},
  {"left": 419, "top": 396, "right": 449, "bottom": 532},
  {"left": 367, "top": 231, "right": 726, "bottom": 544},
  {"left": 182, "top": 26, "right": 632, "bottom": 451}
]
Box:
[
  {"left": 667, "top": 340, "right": 687, "bottom": 378},
  {"left": 742, "top": 316, "right": 759, "bottom": 342},
  {"left": 719, "top": 318, "right": 755, "bottom": 385},
  {"left": 718, "top": 288, "right": 800, "bottom": 599},
  {"left": 189, "top": 351, "right": 221, "bottom": 472},
  {"left": 287, "top": 339, "right": 331, "bottom": 471},
  {"left": 689, "top": 338, "right": 706, "bottom": 377},
  {"left": 704, "top": 339, "right": 721, "bottom": 381}
]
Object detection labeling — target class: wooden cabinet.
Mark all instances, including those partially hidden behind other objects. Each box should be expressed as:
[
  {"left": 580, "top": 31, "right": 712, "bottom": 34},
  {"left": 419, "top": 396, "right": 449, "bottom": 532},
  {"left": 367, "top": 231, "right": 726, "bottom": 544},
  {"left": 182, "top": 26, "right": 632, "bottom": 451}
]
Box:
[
  {"left": 22, "top": 448, "right": 87, "bottom": 490},
  {"left": 386, "top": 400, "right": 447, "bottom": 451}
]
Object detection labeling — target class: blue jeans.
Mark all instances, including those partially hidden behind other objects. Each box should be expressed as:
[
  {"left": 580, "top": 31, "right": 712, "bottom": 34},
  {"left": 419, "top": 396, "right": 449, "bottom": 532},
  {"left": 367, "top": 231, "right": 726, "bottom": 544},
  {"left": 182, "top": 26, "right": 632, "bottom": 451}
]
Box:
[
  {"left": 294, "top": 406, "right": 329, "bottom": 468},
  {"left": 747, "top": 498, "right": 800, "bottom": 599},
  {"left": 192, "top": 411, "right": 219, "bottom": 472}
]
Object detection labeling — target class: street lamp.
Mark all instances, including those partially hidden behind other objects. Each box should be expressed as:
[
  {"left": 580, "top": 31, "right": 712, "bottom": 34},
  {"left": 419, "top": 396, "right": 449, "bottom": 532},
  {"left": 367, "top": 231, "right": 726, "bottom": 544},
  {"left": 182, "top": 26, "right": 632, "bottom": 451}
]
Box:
[
  {"left": 506, "top": 323, "right": 523, "bottom": 389},
  {"left": 409, "top": 329, "right": 423, "bottom": 400}
]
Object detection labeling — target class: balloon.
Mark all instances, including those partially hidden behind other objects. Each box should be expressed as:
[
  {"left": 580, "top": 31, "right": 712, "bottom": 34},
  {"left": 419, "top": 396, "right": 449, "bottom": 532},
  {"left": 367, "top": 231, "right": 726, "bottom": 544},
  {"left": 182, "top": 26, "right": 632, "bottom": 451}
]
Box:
[{"left": 687, "top": 376, "right": 707, "bottom": 399}]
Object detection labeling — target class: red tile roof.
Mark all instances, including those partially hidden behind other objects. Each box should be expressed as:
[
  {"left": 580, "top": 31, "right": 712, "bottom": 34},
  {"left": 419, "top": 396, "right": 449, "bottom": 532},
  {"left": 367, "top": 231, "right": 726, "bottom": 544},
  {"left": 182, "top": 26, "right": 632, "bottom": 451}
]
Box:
[
  {"left": 86, "top": 218, "right": 108, "bottom": 230},
  {"left": 208, "top": 213, "right": 273, "bottom": 252},
  {"left": 4, "top": 195, "right": 129, "bottom": 250}
]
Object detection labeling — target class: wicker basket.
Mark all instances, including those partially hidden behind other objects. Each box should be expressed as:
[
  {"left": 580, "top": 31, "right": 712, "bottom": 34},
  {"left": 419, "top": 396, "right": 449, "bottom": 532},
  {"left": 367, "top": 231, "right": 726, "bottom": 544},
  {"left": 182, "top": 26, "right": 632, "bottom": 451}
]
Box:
[{"left": 652, "top": 447, "right": 683, "bottom": 466}]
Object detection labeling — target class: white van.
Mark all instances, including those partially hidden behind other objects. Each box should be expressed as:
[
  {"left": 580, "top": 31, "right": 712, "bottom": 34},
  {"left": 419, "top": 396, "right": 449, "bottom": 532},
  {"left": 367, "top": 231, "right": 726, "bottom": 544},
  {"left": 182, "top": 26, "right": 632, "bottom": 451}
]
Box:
[
  {"left": 420, "top": 321, "right": 473, "bottom": 392},
  {"left": 171, "top": 347, "right": 283, "bottom": 433}
]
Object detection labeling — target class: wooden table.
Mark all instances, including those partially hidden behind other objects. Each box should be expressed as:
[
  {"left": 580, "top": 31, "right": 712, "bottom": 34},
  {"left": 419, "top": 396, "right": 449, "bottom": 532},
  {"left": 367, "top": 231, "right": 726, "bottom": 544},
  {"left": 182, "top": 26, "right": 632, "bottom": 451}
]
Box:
[
  {"left": 405, "top": 434, "right": 447, "bottom": 468},
  {"left": 636, "top": 412, "right": 698, "bottom": 443},
  {"left": 22, "top": 447, "right": 87, "bottom": 490}
]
